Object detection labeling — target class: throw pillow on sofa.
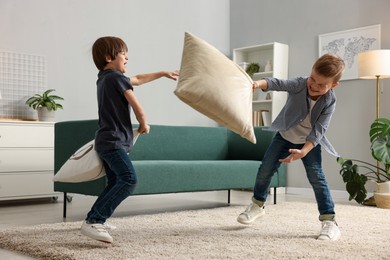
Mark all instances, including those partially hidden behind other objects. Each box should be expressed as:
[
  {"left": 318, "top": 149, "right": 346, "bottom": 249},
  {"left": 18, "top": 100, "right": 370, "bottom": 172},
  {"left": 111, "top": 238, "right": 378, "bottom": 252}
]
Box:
[
  {"left": 53, "top": 129, "right": 140, "bottom": 183},
  {"left": 53, "top": 139, "right": 105, "bottom": 183}
]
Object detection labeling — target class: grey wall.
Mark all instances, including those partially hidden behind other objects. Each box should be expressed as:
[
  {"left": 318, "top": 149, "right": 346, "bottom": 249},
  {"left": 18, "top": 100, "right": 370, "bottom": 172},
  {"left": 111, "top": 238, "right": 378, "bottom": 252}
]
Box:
[
  {"left": 230, "top": 0, "right": 390, "bottom": 192},
  {"left": 3, "top": 0, "right": 390, "bottom": 193},
  {"left": 0, "top": 0, "right": 230, "bottom": 126}
]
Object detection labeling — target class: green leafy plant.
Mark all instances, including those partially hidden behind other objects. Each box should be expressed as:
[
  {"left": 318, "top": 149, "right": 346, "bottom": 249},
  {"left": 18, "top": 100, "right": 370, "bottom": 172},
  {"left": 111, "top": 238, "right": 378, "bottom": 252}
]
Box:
[
  {"left": 25, "top": 89, "right": 64, "bottom": 111},
  {"left": 337, "top": 118, "right": 390, "bottom": 204},
  {"left": 245, "top": 63, "right": 260, "bottom": 77}
]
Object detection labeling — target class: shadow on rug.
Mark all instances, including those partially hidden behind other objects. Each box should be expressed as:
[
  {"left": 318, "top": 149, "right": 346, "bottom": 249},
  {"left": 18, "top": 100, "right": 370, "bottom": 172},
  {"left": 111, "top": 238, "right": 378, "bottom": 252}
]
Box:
[{"left": 0, "top": 201, "right": 389, "bottom": 259}]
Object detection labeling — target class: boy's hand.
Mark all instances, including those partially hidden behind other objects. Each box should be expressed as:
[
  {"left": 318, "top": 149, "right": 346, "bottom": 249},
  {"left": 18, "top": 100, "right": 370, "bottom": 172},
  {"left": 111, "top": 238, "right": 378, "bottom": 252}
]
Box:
[
  {"left": 279, "top": 149, "right": 305, "bottom": 163},
  {"left": 252, "top": 80, "right": 267, "bottom": 91},
  {"left": 138, "top": 124, "right": 150, "bottom": 134},
  {"left": 165, "top": 70, "right": 180, "bottom": 81},
  {"left": 280, "top": 141, "right": 314, "bottom": 163}
]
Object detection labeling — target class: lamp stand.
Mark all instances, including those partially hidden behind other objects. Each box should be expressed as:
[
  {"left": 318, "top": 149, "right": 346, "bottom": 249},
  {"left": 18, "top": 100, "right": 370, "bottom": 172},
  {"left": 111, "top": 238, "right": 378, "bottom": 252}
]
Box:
[
  {"left": 375, "top": 75, "right": 380, "bottom": 181},
  {"left": 376, "top": 75, "right": 380, "bottom": 119},
  {"left": 363, "top": 76, "right": 382, "bottom": 206}
]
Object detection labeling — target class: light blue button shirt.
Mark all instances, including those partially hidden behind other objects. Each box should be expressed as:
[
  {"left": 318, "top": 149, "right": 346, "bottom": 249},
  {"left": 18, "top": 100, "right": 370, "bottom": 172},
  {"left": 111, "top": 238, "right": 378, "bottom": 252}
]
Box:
[{"left": 264, "top": 77, "right": 339, "bottom": 157}]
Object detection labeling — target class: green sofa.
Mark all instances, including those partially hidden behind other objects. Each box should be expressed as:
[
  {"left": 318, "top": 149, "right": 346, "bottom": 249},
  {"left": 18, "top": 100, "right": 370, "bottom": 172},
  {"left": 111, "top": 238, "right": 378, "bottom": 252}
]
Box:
[{"left": 54, "top": 120, "right": 286, "bottom": 218}]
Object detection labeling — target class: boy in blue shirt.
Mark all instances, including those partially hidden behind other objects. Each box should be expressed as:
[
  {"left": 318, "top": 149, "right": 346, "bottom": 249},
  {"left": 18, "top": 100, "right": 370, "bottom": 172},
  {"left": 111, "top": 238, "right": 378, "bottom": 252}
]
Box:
[
  {"left": 81, "top": 36, "right": 179, "bottom": 243},
  {"left": 237, "top": 54, "right": 345, "bottom": 241}
]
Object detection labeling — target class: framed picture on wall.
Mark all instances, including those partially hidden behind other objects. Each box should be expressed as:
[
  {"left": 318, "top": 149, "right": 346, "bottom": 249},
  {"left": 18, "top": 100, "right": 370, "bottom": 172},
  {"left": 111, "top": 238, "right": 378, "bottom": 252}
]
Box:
[{"left": 319, "top": 24, "right": 381, "bottom": 80}]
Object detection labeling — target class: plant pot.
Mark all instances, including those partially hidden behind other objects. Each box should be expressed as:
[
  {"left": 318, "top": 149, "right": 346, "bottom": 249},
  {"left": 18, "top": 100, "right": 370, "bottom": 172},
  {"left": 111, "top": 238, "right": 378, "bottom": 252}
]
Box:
[
  {"left": 375, "top": 181, "right": 390, "bottom": 193},
  {"left": 374, "top": 193, "right": 390, "bottom": 209},
  {"left": 37, "top": 107, "right": 55, "bottom": 122},
  {"left": 374, "top": 181, "right": 390, "bottom": 209}
]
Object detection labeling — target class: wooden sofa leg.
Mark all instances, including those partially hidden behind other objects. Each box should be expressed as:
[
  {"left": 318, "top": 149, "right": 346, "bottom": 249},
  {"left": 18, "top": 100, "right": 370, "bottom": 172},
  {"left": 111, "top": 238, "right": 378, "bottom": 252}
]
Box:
[
  {"left": 63, "top": 192, "right": 67, "bottom": 219},
  {"left": 228, "top": 189, "right": 231, "bottom": 204}
]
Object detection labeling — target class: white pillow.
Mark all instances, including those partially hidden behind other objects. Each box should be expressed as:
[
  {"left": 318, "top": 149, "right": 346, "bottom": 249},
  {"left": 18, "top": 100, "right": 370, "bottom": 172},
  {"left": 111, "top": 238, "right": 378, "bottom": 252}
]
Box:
[
  {"left": 53, "top": 139, "right": 104, "bottom": 183},
  {"left": 53, "top": 129, "right": 140, "bottom": 183},
  {"left": 174, "top": 32, "right": 256, "bottom": 143}
]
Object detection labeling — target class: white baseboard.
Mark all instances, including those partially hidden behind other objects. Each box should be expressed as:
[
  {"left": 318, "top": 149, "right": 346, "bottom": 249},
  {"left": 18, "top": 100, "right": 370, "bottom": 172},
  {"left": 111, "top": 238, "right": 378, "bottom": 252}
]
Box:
[
  {"left": 269, "top": 187, "right": 286, "bottom": 195},
  {"left": 247, "top": 187, "right": 348, "bottom": 198},
  {"left": 286, "top": 187, "right": 373, "bottom": 199}
]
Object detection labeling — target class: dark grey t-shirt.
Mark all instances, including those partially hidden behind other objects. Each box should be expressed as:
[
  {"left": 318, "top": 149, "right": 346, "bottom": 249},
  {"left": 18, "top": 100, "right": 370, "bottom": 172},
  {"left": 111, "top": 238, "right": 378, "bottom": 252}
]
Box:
[{"left": 94, "top": 70, "right": 134, "bottom": 152}]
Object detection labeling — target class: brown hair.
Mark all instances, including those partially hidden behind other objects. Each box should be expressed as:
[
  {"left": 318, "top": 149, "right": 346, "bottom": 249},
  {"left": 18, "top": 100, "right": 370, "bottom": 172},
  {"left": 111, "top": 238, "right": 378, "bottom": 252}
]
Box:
[
  {"left": 313, "top": 53, "right": 345, "bottom": 83},
  {"left": 92, "top": 36, "right": 128, "bottom": 70}
]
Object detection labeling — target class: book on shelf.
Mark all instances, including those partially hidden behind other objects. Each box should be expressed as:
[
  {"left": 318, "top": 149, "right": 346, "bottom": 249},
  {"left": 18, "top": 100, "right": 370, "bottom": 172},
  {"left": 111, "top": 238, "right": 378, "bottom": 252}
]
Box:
[
  {"left": 253, "top": 109, "right": 271, "bottom": 127},
  {"left": 252, "top": 110, "right": 271, "bottom": 127}
]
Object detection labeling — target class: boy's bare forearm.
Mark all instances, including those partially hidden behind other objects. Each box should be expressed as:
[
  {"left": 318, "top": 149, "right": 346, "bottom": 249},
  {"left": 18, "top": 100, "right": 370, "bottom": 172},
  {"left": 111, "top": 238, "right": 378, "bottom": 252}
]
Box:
[{"left": 130, "top": 70, "right": 179, "bottom": 86}]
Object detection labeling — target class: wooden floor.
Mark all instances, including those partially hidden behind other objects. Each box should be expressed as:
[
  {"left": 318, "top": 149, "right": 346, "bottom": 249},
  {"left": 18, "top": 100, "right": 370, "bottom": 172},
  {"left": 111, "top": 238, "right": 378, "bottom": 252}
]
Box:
[{"left": 0, "top": 190, "right": 352, "bottom": 259}]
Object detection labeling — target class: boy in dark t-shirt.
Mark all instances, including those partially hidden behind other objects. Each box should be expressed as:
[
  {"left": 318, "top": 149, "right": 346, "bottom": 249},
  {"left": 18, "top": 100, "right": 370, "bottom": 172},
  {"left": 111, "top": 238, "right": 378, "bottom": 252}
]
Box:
[{"left": 81, "top": 36, "right": 179, "bottom": 243}]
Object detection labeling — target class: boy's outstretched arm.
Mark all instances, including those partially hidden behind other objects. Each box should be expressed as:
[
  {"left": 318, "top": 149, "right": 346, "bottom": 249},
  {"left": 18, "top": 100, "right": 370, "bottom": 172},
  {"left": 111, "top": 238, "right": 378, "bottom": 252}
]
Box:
[{"left": 130, "top": 70, "right": 179, "bottom": 86}]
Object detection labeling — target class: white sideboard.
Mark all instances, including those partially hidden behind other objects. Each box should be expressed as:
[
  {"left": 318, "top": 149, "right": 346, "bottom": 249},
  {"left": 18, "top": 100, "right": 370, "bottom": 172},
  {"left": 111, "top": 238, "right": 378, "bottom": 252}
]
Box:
[{"left": 0, "top": 120, "right": 58, "bottom": 201}]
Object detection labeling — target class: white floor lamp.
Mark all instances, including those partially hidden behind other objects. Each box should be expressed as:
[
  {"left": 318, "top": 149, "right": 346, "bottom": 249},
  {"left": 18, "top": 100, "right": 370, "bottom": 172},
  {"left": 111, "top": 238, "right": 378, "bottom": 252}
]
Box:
[
  {"left": 358, "top": 50, "right": 390, "bottom": 123},
  {"left": 358, "top": 50, "right": 390, "bottom": 205}
]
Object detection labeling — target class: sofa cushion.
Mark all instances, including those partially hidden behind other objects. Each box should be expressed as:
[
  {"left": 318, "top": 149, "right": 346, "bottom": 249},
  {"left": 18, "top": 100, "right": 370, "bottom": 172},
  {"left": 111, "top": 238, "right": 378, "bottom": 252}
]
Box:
[
  {"left": 174, "top": 32, "right": 256, "bottom": 144},
  {"left": 227, "top": 127, "right": 276, "bottom": 161},
  {"left": 131, "top": 125, "right": 229, "bottom": 161},
  {"left": 132, "top": 160, "right": 259, "bottom": 194}
]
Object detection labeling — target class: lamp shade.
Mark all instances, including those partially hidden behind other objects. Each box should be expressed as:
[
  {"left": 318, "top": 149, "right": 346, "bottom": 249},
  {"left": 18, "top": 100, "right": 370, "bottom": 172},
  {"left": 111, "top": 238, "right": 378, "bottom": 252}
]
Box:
[{"left": 358, "top": 50, "right": 390, "bottom": 79}]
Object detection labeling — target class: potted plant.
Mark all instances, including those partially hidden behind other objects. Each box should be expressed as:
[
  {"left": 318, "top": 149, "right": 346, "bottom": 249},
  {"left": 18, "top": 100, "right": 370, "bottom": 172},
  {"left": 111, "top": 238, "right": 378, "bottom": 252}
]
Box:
[
  {"left": 245, "top": 62, "right": 260, "bottom": 77},
  {"left": 337, "top": 118, "right": 390, "bottom": 208},
  {"left": 25, "top": 89, "right": 64, "bottom": 121}
]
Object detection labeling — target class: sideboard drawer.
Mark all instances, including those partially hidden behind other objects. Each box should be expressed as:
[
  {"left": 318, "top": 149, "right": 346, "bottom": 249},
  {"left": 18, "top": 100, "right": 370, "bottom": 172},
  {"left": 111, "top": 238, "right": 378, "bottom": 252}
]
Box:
[
  {"left": 0, "top": 172, "right": 54, "bottom": 198},
  {"left": 0, "top": 124, "right": 54, "bottom": 147},
  {"left": 0, "top": 149, "right": 53, "bottom": 172},
  {"left": 0, "top": 121, "right": 56, "bottom": 201}
]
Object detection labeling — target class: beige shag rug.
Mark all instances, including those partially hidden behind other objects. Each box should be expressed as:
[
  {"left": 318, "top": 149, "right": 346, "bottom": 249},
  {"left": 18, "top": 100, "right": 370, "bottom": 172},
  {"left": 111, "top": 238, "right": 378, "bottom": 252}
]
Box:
[{"left": 0, "top": 201, "right": 389, "bottom": 260}]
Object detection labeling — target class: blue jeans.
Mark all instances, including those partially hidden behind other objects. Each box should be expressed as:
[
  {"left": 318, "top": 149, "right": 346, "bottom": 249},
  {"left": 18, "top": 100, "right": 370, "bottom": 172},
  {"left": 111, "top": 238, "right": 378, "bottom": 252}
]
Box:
[
  {"left": 86, "top": 149, "right": 137, "bottom": 224},
  {"left": 253, "top": 133, "right": 335, "bottom": 219}
]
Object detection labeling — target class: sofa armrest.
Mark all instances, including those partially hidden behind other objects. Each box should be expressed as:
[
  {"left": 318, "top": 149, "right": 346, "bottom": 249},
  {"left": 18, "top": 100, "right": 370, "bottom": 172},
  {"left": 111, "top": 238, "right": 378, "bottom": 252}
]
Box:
[{"left": 54, "top": 119, "right": 99, "bottom": 173}]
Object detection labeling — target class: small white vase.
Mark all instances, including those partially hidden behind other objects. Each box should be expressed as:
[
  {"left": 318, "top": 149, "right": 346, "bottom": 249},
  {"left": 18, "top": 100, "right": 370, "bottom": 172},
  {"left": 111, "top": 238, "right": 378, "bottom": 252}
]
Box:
[
  {"left": 37, "top": 107, "right": 55, "bottom": 122},
  {"left": 265, "top": 60, "right": 272, "bottom": 72}
]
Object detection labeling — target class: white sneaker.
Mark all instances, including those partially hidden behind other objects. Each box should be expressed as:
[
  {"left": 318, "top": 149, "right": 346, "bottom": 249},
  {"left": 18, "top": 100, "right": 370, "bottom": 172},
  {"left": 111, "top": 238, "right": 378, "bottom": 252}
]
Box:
[
  {"left": 81, "top": 221, "right": 113, "bottom": 243},
  {"left": 237, "top": 203, "right": 265, "bottom": 224},
  {"left": 103, "top": 222, "right": 117, "bottom": 230},
  {"left": 317, "top": 221, "right": 341, "bottom": 241}
]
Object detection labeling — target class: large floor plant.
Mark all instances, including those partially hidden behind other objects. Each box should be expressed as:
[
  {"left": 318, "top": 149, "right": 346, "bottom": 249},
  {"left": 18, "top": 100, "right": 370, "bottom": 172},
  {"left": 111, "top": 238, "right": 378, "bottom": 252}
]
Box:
[{"left": 337, "top": 118, "right": 390, "bottom": 204}]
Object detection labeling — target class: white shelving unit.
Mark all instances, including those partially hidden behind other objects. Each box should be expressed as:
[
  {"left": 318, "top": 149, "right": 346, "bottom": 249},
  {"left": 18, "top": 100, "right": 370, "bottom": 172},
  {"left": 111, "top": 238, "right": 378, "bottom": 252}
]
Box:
[
  {"left": 233, "top": 42, "right": 289, "bottom": 126},
  {"left": 0, "top": 120, "right": 58, "bottom": 201}
]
